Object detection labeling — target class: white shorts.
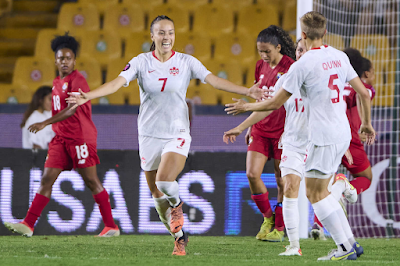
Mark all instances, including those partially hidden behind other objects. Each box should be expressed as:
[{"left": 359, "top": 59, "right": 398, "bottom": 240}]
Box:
[
  {"left": 139, "top": 136, "right": 192, "bottom": 171},
  {"left": 305, "top": 141, "right": 349, "bottom": 178},
  {"left": 279, "top": 148, "right": 306, "bottom": 180}
]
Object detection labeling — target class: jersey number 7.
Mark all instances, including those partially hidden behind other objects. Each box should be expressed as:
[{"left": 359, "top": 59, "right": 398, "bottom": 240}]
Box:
[
  {"left": 328, "top": 74, "right": 340, "bottom": 103},
  {"left": 159, "top": 78, "right": 167, "bottom": 92}
]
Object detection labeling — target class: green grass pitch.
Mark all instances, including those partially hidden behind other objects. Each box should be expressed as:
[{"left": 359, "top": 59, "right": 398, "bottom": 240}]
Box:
[{"left": 0, "top": 235, "right": 399, "bottom": 266}]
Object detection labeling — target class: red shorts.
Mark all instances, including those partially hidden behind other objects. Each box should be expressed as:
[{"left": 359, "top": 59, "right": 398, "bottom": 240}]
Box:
[
  {"left": 247, "top": 132, "right": 282, "bottom": 160},
  {"left": 341, "top": 143, "right": 370, "bottom": 175},
  {"left": 45, "top": 135, "right": 100, "bottom": 170}
]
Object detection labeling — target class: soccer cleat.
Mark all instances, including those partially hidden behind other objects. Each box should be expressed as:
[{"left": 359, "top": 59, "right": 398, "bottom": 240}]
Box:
[
  {"left": 255, "top": 216, "right": 274, "bottom": 240},
  {"left": 336, "top": 173, "right": 358, "bottom": 203},
  {"left": 264, "top": 228, "right": 285, "bottom": 242},
  {"left": 310, "top": 223, "right": 327, "bottom": 241},
  {"left": 4, "top": 221, "right": 33, "bottom": 237},
  {"left": 353, "top": 242, "right": 364, "bottom": 257},
  {"left": 170, "top": 201, "right": 184, "bottom": 234},
  {"left": 317, "top": 248, "right": 357, "bottom": 261},
  {"left": 97, "top": 226, "right": 120, "bottom": 237},
  {"left": 172, "top": 231, "right": 188, "bottom": 256},
  {"left": 279, "top": 246, "right": 302, "bottom": 256},
  {"left": 338, "top": 198, "right": 348, "bottom": 218}
]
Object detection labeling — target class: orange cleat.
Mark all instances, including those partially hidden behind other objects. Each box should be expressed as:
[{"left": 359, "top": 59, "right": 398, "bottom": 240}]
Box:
[
  {"left": 97, "top": 226, "right": 120, "bottom": 237},
  {"left": 172, "top": 231, "right": 188, "bottom": 256},
  {"left": 170, "top": 201, "right": 184, "bottom": 234}
]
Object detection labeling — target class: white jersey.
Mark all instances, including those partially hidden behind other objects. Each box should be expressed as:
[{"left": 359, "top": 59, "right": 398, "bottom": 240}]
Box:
[
  {"left": 119, "top": 51, "right": 211, "bottom": 139},
  {"left": 282, "top": 45, "right": 358, "bottom": 146},
  {"left": 22, "top": 110, "right": 55, "bottom": 149},
  {"left": 274, "top": 74, "right": 308, "bottom": 153}
]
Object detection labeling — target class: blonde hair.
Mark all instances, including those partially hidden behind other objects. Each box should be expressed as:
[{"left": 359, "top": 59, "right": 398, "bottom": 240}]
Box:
[{"left": 300, "top": 11, "right": 327, "bottom": 40}]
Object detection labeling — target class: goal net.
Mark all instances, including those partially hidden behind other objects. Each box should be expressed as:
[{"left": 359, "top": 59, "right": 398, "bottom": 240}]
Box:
[{"left": 314, "top": 0, "right": 400, "bottom": 238}]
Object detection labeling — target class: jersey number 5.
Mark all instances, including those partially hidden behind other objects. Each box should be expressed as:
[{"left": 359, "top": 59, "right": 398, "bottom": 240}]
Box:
[
  {"left": 159, "top": 78, "right": 167, "bottom": 92},
  {"left": 328, "top": 74, "right": 340, "bottom": 103}
]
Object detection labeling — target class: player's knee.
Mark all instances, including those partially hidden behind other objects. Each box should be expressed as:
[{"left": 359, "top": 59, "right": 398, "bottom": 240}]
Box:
[
  {"left": 246, "top": 171, "right": 261, "bottom": 183},
  {"left": 84, "top": 178, "right": 102, "bottom": 193},
  {"left": 284, "top": 182, "right": 296, "bottom": 197}
]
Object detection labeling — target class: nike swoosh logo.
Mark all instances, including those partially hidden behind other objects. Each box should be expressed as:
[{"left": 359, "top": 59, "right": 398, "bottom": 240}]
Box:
[
  {"left": 148, "top": 70, "right": 155, "bottom": 73},
  {"left": 331, "top": 251, "right": 355, "bottom": 261}
]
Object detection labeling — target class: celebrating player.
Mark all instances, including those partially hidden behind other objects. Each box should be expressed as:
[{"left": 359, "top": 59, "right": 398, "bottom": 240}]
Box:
[
  {"left": 239, "top": 25, "right": 296, "bottom": 242},
  {"left": 311, "top": 48, "right": 376, "bottom": 240},
  {"left": 224, "top": 38, "right": 307, "bottom": 255},
  {"left": 66, "top": 15, "right": 265, "bottom": 256},
  {"left": 4, "top": 33, "right": 119, "bottom": 237},
  {"left": 225, "top": 11, "right": 375, "bottom": 261}
]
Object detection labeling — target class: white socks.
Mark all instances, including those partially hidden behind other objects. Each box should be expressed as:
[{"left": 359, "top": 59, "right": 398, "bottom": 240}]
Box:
[
  {"left": 313, "top": 194, "right": 352, "bottom": 252},
  {"left": 156, "top": 181, "right": 181, "bottom": 207},
  {"left": 331, "top": 180, "right": 346, "bottom": 201},
  {"left": 153, "top": 194, "right": 183, "bottom": 238},
  {"left": 283, "top": 196, "right": 300, "bottom": 248}
]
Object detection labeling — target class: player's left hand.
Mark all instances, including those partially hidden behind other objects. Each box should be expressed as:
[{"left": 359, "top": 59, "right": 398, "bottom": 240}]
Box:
[
  {"left": 360, "top": 123, "right": 376, "bottom": 145},
  {"left": 225, "top": 98, "right": 247, "bottom": 115},
  {"left": 344, "top": 149, "right": 353, "bottom": 165},
  {"left": 28, "top": 122, "right": 46, "bottom": 133}
]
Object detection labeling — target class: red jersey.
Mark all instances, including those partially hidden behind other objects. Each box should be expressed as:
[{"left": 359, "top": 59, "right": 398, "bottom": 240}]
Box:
[
  {"left": 343, "top": 82, "right": 375, "bottom": 146},
  {"left": 252, "top": 55, "right": 294, "bottom": 138},
  {"left": 52, "top": 70, "right": 97, "bottom": 144}
]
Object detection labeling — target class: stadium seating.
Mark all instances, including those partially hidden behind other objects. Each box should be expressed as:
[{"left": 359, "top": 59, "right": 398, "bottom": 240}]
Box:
[
  {"left": 80, "top": 30, "right": 122, "bottom": 68},
  {"left": 35, "top": 29, "right": 83, "bottom": 59},
  {"left": 78, "top": 0, "right": 118, "bottom": 15},
  {"left": 103, "top": 3, "right": 145, "bottom": 39},
  {"left": 57, "top": 3, "right": 100, "bottom": 33},
  {"left": 148, "top": 4, "right": 189, "bottom": 33},
  {"left": 214, "top": 32, "right": 257, "bottom": 64},
  {"left": 323, "top": 33, "right": 345, "bottom": 50},
  {"left": 192, "top": 4, "right": 235, "bottom": 39},
  {"left": 216, "top": 0, "right": 253, "bottom": 11},
  {"left": 12, "top": 57, "right": 55, "bottom": 94},
  {"left": 186, "top": 80, "right": 218, "bottom": 105},
  {"left": 237, "top": 4, "right": 280, "bottom": 37},
  {"left": 167, "top": 0, "right": 208, "bottom": 12},
  {"left": 174, "top": 32, "right": 212, "bottom": 61},
  {"left": 124, "top": 31, "right": 152, "bottom": 60},
  {"left": 75, "top": 57, "right": 102, "bottom": 103},
  {"left": 122, "top": 0, "right": 163, "bottom": 14},
  {"left": 0, "top": 83, "right": 32, "bottom": 104},
  {"left": 282, "top": 0, "right": 296, "bottom": 32},
  {"left": 105, "top": 58, "right": 140, "bottom": 105}
]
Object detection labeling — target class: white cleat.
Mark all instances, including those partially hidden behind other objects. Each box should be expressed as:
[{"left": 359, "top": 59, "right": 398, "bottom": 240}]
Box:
[
  {"left": 336, "top": 174, "right": 358, "bottom": 203},
  {"left": 4, "top": 221, "right": 33, "bottom": 237},
  {"left": 279, "top": 246, "right": 302, "bottom": 256}
]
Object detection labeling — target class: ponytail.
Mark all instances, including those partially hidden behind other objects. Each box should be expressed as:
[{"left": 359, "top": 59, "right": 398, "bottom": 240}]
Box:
[{"left": 257, "top": 25, "right": 296, "bottom": 61}]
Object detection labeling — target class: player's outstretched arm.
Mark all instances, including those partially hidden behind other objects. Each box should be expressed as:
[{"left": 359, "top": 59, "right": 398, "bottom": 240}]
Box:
[
  {"left": 223, "top": 111, "right": 271, "bottom": 144},
  {"left": 348, "top": 77, "right": 375, "bottom": 144},
  {"left": 28, "top": 103, "right": 77, "bottom": 133},
  {"left": 205, "top": 73, "right": 269, "bottom": 101},
  {"left": 224, "top": 87, "right": 291, "bottom": 115}
]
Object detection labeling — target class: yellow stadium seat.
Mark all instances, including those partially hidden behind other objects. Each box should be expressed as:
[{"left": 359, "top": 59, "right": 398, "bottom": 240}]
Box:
[
  {"left": 216, "top": 0, "right": 253, "bottom": 11},
  {"left": 192, "top": 4, "right": 234, "bottom": 39},
  {"left": 57, "top": 3, "right": 100, "bottom": 33},
  {"left": 80, "top": 30, "right": 122, "bottom": 69},
  {"left": 214, "top": 32, "right": 257, "bottom": 64},
  {"left": 186, "top": 81, "right": 218, "bottom": 105},
  {"left": 243, "top": 60, "right": 257, "bottom": 88},
  {"left": 282, "top": 0, "right": 296, "bottom": 31},
  {"left": 75, "top": 57, "right": 102, "bottom": 104},
  {"left": 103, "top": 3, "right": 145, "bottom": 39},
  {"left": 324, "top": 33, "right": 345, "bottom": 50},
  {"left": 35, "top": 29, "right": 83, "bottom": 59},
  {"left": 122, "top": 0, "right": 163, "bottom": 14},
  {"left": 78, "top": 0, "right": 118, "bottom": 15},
  {"left": 237, "top": 5, "right": 279, "bottom": 37},
  {"left": 105, "top": 58, "right": 140, "bottom": 105},
  {"left": 124, "top": 31, "right": 152, "bottom": 60},
  {"left": 167, "top": 0, "right": 208, "bottom": 12},
  {"left": 173, "top": 32, "right": 211, "bottom": 61},
  {"left": 12, "top": 57, "right": 55, "bottom": 92},
  {"left": 148, "top": 4, "right": 189, "bottom": 33},
  {"left": 0, "top": 84, "right": 32, "bottom": 104},
  {"left": 350, "top": 34, "right": 392, "bottom": 106}
]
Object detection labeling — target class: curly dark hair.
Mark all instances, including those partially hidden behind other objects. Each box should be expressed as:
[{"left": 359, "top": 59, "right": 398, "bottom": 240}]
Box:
[
  {"left": 257, "top": 25, "right": 296, "bottom": 61},
  {"left": 343, "top": 48, "right": 366, "bottom": 78},
  {"left": 51, "top": 32, "right": 79, "bottom": 57},
  {"left": 149, "top": 15, "right": 174, "bottom": 52}
]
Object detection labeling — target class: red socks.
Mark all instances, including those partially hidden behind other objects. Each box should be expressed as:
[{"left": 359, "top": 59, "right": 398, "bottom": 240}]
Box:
[
  {"left": 350, "top": 176, "right": 371, "bottom": 194},
  {"left": 314, "top": 214, "right": 323, "bottom": 227},
  {"left": 251, "top": 192, "right": 273, "bottom": 218},
  {"left": 274, "top": 204, "right": 284, "bottom": 231},
  {"left": 93, "top": 189, "right": 117, "bottom": 228},
  {"left": 24, "top": 193, "right": 50, "bottom": 229}
]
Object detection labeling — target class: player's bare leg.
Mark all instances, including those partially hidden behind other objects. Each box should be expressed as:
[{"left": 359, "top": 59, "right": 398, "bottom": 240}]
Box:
[
  {"left": 246, "top": 151, "right": 274, "bottom": 240},
  {"left": 5, "top": 168, "right": 62, "bottom": 237},
  {"left": 79, "top": 166, "right": 119, "bottom": 237}
]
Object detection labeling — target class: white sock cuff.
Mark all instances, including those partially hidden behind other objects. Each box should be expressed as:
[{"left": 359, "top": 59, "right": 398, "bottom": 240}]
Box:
[
  {"left": 283, "top": 196, "right": 298, "bottom": 203},
  {"left": 312, "top": 196, "right": 335, "bottom": 221},
  {"left": 327, "top": 194, "right": 342, "bottom": 212},
  {"left": 153, "top": 194, "right": 168, "bottom": 202},
  {"left": 156, "top": 181, "right": 179, "bottom": 194}
]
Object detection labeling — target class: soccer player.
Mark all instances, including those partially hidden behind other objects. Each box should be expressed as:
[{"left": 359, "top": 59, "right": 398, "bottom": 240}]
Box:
[
  {"left": 311, "top": 49, "right": 376, "bottom": 240},
  {"left": 224, "top": 38, "right": 307, "bottom": 255},
  {"left": 225, "top": 11, "right": 375, "bottom": 261},
  {"left": 66, "top": 15, "right": 265, "bottom": 256},
  {"left": 4, "top": 33, "right": 119, "bottom": 237},
  {"left": 241, "top": 25, "right": 296, "bottom": 242}
]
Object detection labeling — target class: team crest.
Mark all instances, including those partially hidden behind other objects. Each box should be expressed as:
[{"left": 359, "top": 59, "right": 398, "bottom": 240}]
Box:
[
  {"left": 276, "top": 72, "right": 284, "bottom": 80},
  {"left": 62, "top": 82, "right": 68, "bottom": 91},
  {"left": 170, "top": 67, "right": 179, "bottom": 76}
]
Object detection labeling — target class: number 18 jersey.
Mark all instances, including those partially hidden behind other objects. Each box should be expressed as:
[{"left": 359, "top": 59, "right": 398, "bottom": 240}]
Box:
[{"left": 119, "top": 51, "right": 211, "bottom": 139}]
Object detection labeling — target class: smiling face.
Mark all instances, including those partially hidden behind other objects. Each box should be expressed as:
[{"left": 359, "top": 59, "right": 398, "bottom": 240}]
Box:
[
  {"left": 55, "top": 48, "right": 76, "bottom": 78},
  {"left": 151, "top": 19, "right": 175, "bottom": 56},
  {"left": 257, "top": 42, "right": 282, "bottom": 67}
]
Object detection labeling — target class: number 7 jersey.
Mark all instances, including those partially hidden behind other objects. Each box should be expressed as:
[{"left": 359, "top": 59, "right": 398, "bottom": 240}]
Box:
[{"left": 119, "top": 51, "right": 211, "bottom": 139}]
